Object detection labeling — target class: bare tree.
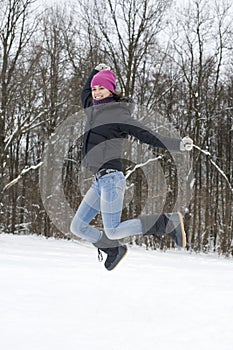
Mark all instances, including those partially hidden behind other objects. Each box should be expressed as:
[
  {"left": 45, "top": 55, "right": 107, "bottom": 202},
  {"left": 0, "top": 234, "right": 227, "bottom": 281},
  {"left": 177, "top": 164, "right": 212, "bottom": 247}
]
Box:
[
  {"left": 167, "top": 0, "right": 233, "bottom": 253},
  {"left": 77, "top": 0, "right": 172, "bottom": 98},
  {"left": 0, "top": 0, "right": 231, "bottom": 255},
  {"left": 0, "top": 0, "right": 38, "bottom": 231}
]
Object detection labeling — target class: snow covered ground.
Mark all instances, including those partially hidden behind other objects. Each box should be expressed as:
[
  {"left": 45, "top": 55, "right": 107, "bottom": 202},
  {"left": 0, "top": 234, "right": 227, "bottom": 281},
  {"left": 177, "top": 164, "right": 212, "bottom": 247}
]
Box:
[{"left": 0, "top": 234, "right": 232, "bottom": 350}]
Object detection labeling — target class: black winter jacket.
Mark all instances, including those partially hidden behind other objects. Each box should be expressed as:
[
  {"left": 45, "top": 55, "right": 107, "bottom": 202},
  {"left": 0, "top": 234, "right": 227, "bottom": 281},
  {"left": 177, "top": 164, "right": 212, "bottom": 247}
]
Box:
[{"left": 81, "top": 69, "right": 181, "bottom": 174}]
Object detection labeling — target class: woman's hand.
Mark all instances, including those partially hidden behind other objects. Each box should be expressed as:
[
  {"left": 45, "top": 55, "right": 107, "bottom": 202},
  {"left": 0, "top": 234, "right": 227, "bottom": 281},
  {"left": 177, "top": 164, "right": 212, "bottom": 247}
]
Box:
[
  {"left": 95, "top": 63, "right": 111, "bottom": 71},
  {"left": 180, "top": 136, "right": 193, "bottom": 151}
]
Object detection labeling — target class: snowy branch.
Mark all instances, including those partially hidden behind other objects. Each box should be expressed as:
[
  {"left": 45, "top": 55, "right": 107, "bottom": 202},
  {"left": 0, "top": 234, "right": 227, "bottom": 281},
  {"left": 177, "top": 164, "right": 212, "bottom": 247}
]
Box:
[
  {"left": 193, "top": 144, "right": 233, "bottom": 195},
  {"left": 125, "top": 155, "right": 163, "bottom": 180},
  {"left": 4, "top": 110, "right": 49, "bottom": 151},
  {"left": 3, "top": 162, "right": 43, "bottom": 192}
]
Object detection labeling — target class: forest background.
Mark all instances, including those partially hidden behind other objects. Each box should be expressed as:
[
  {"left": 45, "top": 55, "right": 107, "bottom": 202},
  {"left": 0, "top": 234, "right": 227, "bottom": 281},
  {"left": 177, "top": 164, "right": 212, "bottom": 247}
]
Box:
[{"left": 0, "top": 0, "right": 232, "bottom": 255}]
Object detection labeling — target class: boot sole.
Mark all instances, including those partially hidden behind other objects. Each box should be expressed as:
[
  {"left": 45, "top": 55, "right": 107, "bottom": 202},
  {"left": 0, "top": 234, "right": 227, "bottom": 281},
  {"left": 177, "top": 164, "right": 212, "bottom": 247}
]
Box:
[
  {"left": 178, "top": 212, "right": 186, "bottom": 248},
  {"left": 105, "top": 246, "right": 128, "bottom": 271}
]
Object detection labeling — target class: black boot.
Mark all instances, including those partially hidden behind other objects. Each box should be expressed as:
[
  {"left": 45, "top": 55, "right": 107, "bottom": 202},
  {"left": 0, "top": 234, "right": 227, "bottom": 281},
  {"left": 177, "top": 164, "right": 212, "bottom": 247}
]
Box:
[
  {"left": 93, "top": 232, "right": 127, "bottom": 271},
  {"left": 140, "top": 212, "right": 186, "bottom": 248}
]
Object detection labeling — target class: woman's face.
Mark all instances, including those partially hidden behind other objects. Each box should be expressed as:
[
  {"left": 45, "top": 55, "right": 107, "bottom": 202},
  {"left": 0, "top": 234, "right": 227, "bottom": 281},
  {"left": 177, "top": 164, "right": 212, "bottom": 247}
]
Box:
[{"left": 91, "top": 86, "right": 112, "bottom": 100}]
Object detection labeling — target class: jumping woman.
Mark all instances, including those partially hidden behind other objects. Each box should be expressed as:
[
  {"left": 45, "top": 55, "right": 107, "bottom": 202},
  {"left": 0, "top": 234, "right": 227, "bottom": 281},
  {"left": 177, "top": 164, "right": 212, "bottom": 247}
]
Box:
[{"left": 70, "top": 63, "right": 193, "bottom": 271}]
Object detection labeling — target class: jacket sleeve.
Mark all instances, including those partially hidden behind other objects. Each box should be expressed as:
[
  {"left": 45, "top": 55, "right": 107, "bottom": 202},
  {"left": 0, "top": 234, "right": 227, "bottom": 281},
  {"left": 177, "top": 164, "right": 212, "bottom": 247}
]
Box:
[
  {"left": 118, "top": 110, "right": 181, "bottom": 152},
  {"left": 81, "top": 69, "right": 98, "bottom": 109}
]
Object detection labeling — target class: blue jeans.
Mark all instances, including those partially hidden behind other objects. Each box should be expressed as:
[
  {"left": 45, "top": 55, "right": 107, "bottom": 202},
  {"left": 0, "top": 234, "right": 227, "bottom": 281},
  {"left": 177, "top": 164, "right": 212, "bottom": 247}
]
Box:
[{"left": 70, "top": 171, "right": 142, "bottom": 243}]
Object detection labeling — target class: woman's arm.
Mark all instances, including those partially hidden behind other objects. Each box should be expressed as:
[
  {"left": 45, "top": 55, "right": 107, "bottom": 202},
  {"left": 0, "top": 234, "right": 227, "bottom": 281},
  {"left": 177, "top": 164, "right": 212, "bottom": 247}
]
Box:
[
  {"left": 117, "top": 108, "right": 182, "bottom": 152},
  {"left": 129, "top": 121, "right": 181, "bottom": 152},
  {"left": 81, "top": 69, "right": 98, "bottom": 109}
]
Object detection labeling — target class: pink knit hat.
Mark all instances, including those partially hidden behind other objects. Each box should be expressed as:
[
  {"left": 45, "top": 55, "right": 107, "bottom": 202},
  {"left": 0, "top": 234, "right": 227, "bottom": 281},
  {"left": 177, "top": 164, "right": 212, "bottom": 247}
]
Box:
[{"left": 91, "top": 70, "right": 116, "bottom": 92}]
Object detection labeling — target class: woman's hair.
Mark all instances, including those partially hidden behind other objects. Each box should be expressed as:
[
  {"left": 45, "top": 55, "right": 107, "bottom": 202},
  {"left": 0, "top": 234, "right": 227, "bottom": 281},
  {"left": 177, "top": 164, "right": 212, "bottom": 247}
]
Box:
[
  {"left": 113, "top": 91, "right": 133, "bottom": 105},
  {"left": 112, "top": 90, "right": 123, "bottom": 101}
]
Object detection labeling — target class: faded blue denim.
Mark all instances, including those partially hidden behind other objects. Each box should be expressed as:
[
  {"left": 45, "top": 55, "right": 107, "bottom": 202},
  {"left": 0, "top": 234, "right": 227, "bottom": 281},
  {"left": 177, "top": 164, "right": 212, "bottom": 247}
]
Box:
[{"left": 70, "top": 171, "right": 142, "bottom": 243}]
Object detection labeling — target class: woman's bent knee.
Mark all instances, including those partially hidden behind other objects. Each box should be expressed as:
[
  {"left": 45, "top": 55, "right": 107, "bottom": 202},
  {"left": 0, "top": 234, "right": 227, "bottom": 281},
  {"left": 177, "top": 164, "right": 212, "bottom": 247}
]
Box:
[
  {"left": 70, "top": 217, "right": 88, "bottom": 237},
  {"left": 104, "top": 228, "right": 117, "bottom": 240}
]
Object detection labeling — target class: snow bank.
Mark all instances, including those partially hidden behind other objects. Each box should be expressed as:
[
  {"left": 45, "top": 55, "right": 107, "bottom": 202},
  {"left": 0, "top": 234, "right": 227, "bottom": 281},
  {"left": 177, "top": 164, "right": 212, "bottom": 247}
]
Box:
[{"left": 0, "top": 234, "right": 232, "bottom": 350}]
